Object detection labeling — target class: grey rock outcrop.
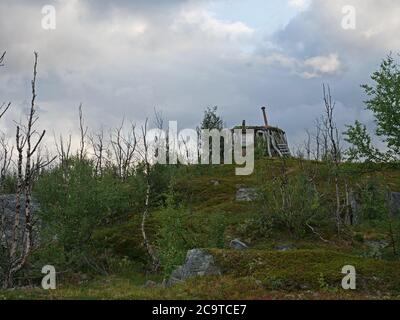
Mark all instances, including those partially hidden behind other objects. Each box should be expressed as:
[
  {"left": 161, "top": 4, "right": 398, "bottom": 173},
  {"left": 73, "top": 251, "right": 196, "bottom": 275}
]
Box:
[
  {"left": 236, "top": 185, "right": 257, "bottom": 202},
  {"left": 230, "top": 239, "right": 248, "bottom": 250},
  {"left": 390, "top": 192, "right": 400, "bottom": 216},
  {"left": 349, "top": 191, "right": 400, "bottom": 224},
  {"left": 167, "top": 249, "right": 221, "bottom": 286},
  {"left": 0, "top": 194, "right": 39, "bottom": 239}
]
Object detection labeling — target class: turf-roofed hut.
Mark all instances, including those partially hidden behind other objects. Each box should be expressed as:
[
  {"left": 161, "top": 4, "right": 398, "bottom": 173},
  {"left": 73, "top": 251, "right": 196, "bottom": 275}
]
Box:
[{"left": 234, "top": 107, "right": 291, "bottom": 158}]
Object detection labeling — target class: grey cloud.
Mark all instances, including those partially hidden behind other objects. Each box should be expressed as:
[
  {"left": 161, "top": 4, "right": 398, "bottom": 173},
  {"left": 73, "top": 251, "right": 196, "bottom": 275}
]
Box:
[{"left": 1, "top": 0, "right": 399, "bottom": 151}]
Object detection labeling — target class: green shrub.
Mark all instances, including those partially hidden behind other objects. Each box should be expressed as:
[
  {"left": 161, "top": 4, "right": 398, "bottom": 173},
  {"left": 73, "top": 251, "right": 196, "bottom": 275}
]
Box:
[
  {"left": 259, "top": 173, "right": 327, "bottom": 238},
  {"left": 355, "top": 179, "right": 400, "bottom": 258},
  {"left": 35, "top": 158, "right": 135, "bottom": 269},
  {"left": 157, "top": 195, "right": 196, "bottom": 276},
  {"left": 357, "top": 179, "right": 390, "bottom": 222},
  {"left": 207, "top": 213, "right": 227, "bottom": 249},
  {"left": 0, "top": 173, "right": 16, "bottom": 194}
]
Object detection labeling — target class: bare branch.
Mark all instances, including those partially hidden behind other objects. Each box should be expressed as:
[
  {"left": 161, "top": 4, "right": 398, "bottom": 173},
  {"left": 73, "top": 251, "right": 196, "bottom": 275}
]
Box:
[
  {"left": 0, "top": 51, "right": 5, "bottom": 66},
  {"left": 0, "top": 102, "right": 11, "bottom": 120},
  {"left": 78, "top": 103, "right": 88, "bottom": 160}
]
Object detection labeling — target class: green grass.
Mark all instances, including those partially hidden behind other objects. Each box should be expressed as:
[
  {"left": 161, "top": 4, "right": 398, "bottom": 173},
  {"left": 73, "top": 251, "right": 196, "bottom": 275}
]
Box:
[
  {"left": 2, "top": 158, "right": 400, "bottom": 299},
  {"left": 2, "top": 249, "right": 400, "bottom": 300}
]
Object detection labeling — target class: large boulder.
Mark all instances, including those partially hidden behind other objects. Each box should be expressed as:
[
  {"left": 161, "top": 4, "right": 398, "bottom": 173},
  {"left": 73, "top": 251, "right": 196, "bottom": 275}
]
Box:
[
  {"left": 390, "top": 192, "right": 400, "bottom": 216},
  {"left": 167, "top": 249, "right": 221, "bottom": 286},
  {"left": 349, "top": 191, "right": 400, "bottom": 224},
  {"left": 0, "top": 194, "right": 40, "bottom": 239},
  {"left": 235, "top": 185, "right": 257, "bottom": 202}
]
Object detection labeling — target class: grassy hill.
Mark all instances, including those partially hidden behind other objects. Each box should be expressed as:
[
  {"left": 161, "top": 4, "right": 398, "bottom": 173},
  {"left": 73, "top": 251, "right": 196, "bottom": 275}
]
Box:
[{"left": 2, "top": 158, "right": 400, "bottom": 300}]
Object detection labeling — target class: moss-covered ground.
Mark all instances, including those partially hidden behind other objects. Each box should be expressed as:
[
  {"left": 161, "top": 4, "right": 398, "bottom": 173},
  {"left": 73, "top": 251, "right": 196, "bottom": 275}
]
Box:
[{"left": 2, "top": 159, "right": 400, "bottom": 299}]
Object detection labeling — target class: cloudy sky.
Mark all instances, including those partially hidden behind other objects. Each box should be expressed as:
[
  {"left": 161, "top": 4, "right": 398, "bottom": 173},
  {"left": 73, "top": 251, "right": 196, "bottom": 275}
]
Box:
[{"left": 1, "top": 0, "right": 399, "bottom": 149}]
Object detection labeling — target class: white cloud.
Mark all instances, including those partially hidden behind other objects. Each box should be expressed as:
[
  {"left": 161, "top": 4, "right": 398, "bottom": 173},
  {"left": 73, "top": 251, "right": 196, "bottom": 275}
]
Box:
[
  {"left": 246, "top": 52, "right": 342, "bottom": 78},
  {"left": 1, "top": 0, "right": 400, "bottom": 151},
  {"left": 173, "top": 7, "right": 254, "bottom": 40},
  {"left": 302, "top": 53, "right": 342, "bottom": 78},
  {"left": 288, "top": 0, "right": 309, "bottom": 10}
]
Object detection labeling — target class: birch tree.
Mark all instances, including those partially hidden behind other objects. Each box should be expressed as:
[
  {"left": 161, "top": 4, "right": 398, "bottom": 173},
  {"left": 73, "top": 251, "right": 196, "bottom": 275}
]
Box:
[
  {"left": 323, "top": 84, "right": 343, "bottom": 235},
  {"left": 3, "top": 52, "right": 54, "bottom": 288},
  {"left": 138, "top": 119, "right": 159, "bottom": 270}
]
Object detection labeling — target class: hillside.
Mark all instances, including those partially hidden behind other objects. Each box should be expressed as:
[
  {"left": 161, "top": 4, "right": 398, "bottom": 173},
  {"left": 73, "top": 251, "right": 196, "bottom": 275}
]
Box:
[{"left": 1, "top": 158, "right": 400, "bottom": 300}]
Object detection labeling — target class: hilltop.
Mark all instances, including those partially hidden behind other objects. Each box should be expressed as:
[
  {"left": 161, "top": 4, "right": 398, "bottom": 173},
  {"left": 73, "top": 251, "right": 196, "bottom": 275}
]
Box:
[{"left": 2, "top": 158, "right": 400, "bottom": 299}]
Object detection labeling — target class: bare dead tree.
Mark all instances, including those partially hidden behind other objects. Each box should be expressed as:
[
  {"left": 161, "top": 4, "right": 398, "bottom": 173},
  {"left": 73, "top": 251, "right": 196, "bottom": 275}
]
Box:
[
  {"left": 111, "top": 121, "right": 124, "bottom": 177},
  {"left": 78, "top": 104, "right": 88, "bottom": 161},
  {"left": 138, "top": 118, "right": 159, "bottom": 270},
  {"left": 0, "top": 52, "right": 11, "bottom": 121},
  {"left": 314, "top": 118, "right": 321, "bottom": 161},
  {"left": 31, "top": 145, "right": 56, "bottom": 180},
  {"left": 0, "top": 102, "right": 10, "bottom": 120},
  {"left": 3, "top": 52, "right": 53, "bottom": 288},
  {"left": 0, "top": 134, "right": 13, "bottom": 191},
  {"left": 153, "top": 108, "right": 169, "bottom": 163},
  {"left": 153, "top": 108, "right": 164, "bottom": 132},
  {"left": 323, "top": 84, "right": 342, "bottom": 235},
  {"left": 304, "top": 129, "right": 311, "bottom": 160},
  {"left": 122, "top": 123, "right": 137, "bottom": 177},
  {"left": 315, "top": 116, "right": 329, "bottom": 161},
  {"left": 110, "top": 120, "right": 137, "bottom": 179},
  {"left": 89, "top": 127, "right": 107, "bottom": 176},
  {"left": 54, "top": 133, "right": 72, "bottom": 166},
  {"left": 323, "top": 85, "right": 340, "bottom": 162}
]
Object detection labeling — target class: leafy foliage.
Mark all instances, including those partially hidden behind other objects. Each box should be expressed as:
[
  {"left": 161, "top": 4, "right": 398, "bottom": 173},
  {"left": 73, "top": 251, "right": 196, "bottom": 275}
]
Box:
[
  {"left": 157, "top": 196, "right": 195, "bottom": 276},
  {"left": 345, "top": 55, "right": 400, "bottom": 162},
  {"left": 344, "top": 120, "right": 385, "bottom": 162},
  {"left": 357, "top": 179, "right": 390, "bottom": 222},
  {"left": 199, "top": 106, "right": 223, "bottom": 130},
  {"left": 35, "top": 158, "right": 135, "bottom": 267},
  {"left": 259, "top": 173, "right": 327, "bottom": 238}
]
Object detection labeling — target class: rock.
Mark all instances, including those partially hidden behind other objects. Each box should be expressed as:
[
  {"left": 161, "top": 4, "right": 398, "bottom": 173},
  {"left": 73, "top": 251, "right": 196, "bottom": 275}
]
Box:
[
  {"left": 210, "top": 179, "right": 220, "bottom": 186},
  {"left": 0, "top": 194, "right": 40, "bottom": 241},
  {"left": 275, "top": 244, "right": 295, "bottom": 252},
  {"left": 365, "top": 240, "right": 389, "bottom": 250},
  {"left": 0, "top": 194, "right": 40, "bottom": 217},
  {"left": 235, "top": 185, "right": 257, "bottom": 202},
  {"left": 349, "top": 191, "right": 360, "bottom": 225},
  {"left": 348, "top": 191, "right": 400, "bottom": 223},
  {"left": 255, "top": 279, "right": 262, "bottom": 287},
  {"left": 365, "top": 240, "right": 389, "bottom": 259},
  {"left": 300, "top": 284, "right": 311, "bottom": 290},
  {"left": 143, "top": 280, "right": 158, "bottom": 288},
  {"left": 390, "top": 192, "right": 400, "bottom": 216},
  {"left": 230, "top": 239, "right": 248, "bottom": 250},
  {"left": 167, "top": 249, "right": 221, "bottom": 286}
]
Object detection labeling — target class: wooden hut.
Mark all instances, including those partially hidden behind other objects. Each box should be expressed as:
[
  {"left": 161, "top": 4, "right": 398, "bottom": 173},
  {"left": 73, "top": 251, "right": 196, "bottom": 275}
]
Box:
[{"left": 235, "top": 107, "right": 291, "bottom": 158}]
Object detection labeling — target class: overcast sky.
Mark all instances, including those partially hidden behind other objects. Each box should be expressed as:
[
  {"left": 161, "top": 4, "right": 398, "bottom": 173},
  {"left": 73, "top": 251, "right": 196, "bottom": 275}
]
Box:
[{"left": 1, "top": 0, "right": 399, "bottom": 149}]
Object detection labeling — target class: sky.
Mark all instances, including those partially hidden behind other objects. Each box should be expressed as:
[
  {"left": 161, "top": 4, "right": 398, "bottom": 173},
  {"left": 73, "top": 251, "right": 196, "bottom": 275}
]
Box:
[{"left": 0, "top": 0, "right": 399, "bottom": 150}]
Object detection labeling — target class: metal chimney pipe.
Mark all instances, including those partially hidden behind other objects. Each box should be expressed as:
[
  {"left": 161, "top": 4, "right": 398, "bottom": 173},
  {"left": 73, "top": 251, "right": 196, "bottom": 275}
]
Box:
[{"left": 261, "top": 107, "right": 269, "bottom": 127}]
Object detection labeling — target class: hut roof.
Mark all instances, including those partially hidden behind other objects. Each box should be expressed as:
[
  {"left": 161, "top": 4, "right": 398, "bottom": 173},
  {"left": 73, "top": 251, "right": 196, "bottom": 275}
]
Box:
[{"left": 232, "top": 125, "right": 286, "bottom": 133}]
